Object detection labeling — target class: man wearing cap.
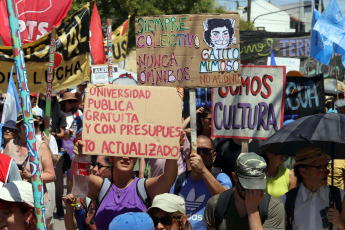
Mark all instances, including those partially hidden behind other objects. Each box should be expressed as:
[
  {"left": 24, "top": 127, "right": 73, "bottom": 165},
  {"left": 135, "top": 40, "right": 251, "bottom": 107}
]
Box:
[
  {"left": 169, "top": 135, "right": 232, "bottom": 229},
  {"left": 203, "top": 152, "right": 285, "bottom": 230},
  {"left": 335, "top": 99, "right": 345, "bottom": 114},
  {"left": 281, "top": 146, "right": 345, "bottom": 230}
]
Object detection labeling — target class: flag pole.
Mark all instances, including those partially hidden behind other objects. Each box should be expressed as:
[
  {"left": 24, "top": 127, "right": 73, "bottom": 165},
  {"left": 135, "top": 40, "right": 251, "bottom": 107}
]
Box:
[
  {"left": 333, "top": 44, "right": 339, "bottom": 100},
  {"left": 44, "top": 28, "right": 57, "bottom": 137},
  {"left": 307, "top": 6, "right": 316, "bottom": 78},
  {"left": 107, "top": 19, "right": 113, "bottom": 84},
  {"left": 6, "top": 0, "right": 46, "bottom": 229}
]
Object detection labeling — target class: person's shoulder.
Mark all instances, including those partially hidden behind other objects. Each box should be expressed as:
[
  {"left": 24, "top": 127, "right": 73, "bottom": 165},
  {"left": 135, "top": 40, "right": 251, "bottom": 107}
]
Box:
[{"left": 268, "top": 195, "right": 285, "bottom": 214}]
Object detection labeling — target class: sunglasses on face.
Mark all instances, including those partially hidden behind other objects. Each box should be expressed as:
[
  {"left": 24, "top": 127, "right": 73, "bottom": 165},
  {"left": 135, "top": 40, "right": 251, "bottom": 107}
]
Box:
[
  {"left": 197, "top": 147, "right": 213, "bottom": 156},
  {"left": 95, "top": 162, "right": 111, "bottom": 169},
  {"left": 2, "top": 127, "right": 16, "bottom": 133},
  {"left": 151, "top": 215, "right": 174, "bottom": 226},
  {"left": 305, "top": 163, "right": 331, "bottom": 172}
]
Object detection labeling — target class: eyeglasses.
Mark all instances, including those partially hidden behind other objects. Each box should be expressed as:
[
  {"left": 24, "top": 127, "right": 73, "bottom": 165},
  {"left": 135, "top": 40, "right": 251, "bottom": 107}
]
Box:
[
  {"left": 67, "top": 100, "right": 75, "bottom": 104},
  {"left": 197, "top": 147, "right": 213, "bottom": 156},
  {"left": 95, "top": 162, "right": 111, "bottom": 169},
  {"left": 306, "top": 163, "right": 331, "bottom": 172},
  {"left": 151, "top": 216, "right": 174, "bottom": 226},
  {"left": 2, "top": 127, "right": 16, "bottom": 133}
]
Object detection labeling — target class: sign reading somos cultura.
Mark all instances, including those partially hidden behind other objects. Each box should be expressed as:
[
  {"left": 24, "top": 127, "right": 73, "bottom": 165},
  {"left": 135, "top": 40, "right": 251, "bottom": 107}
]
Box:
[
  {"left": 83, "top": 84, "right": 182, "bottom": 159},
  {"left": 136, "top": 14, "right": 241, "bottom": 88},
  {"left": 212, "top": 66, "right": 286, "bottom": 139}
]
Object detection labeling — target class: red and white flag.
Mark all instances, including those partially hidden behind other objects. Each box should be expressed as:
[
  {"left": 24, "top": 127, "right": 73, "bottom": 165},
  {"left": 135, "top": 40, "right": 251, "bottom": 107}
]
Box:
[
  {"left": 90, "top": 0, "right": 106, "bottom": 64},
  {"left": 0, "top": 0, "right": 73, "bottom": 45}
]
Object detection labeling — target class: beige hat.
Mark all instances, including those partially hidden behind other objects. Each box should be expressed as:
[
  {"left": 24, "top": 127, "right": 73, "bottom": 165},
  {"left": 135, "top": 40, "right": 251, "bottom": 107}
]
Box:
[
  {"left": 0, "top": 181, "right": 34, "bottom": 207},
  {"left": 293, "top": 146, "right": 330, "bottom": 168},
  {"left": 16, "top": 110, "right": 39, "bottom": 124},
  {"left": 59, "top": 92, "right": 78, "bottom": 103},
  {"left": 146, "top": 193, "right": 186, "bottom": 215}
]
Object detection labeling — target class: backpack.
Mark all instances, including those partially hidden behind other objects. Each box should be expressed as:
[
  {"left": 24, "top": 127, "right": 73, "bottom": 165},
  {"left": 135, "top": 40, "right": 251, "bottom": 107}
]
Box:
[
  {"left": 91, "top": 177, "right": 150, "bottom": 224},
  {"left": 173, "top": 168, "right": 222, "bottom": 195},
  {"left": 285, "top": 185, "right": 342, "bottom": 230},
  {"left": 213, "top": 188, "right": 271, "bottom": 228}
]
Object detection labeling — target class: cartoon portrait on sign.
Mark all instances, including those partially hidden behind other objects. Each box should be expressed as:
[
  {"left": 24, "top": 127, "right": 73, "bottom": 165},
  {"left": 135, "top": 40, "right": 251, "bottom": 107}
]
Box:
[{"left": 203, "top": 18, "right": 236, "bottom": 49}]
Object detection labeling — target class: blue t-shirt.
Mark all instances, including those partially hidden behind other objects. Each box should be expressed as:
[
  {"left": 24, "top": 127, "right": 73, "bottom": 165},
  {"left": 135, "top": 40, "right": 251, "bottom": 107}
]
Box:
[{"left": 170, "top": 172, "right": 231, "bottom": 230}]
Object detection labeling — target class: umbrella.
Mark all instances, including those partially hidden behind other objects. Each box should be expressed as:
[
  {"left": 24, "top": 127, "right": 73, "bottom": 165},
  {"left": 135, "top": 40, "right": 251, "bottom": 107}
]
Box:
[
  {"left": 260, "top": 113, "right": 345, "bottom": 159},
  {"left": 324, "top": 78, "right": 345, "bottom": 96}
]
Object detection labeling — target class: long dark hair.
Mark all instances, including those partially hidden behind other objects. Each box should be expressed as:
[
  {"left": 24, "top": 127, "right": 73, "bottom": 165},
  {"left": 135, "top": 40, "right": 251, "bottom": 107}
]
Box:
[{"left": 197, "top": 107, "right": 211, "bottom": 134}]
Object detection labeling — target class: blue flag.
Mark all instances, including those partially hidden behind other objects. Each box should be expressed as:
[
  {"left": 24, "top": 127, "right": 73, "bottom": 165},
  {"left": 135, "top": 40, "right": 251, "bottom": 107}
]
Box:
[
  {"left": 310, "top": 9, "right": 334, "bottom": 65},
  {"left": 313, "top": 0, "right": 345, "bottom": 51},
  {"left": 270, "top": 48, "right": 276, "bottom": 66}
]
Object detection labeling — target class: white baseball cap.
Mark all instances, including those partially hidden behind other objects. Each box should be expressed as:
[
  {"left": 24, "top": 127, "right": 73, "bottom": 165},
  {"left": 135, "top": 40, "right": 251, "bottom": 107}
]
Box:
[{"left": 0, "top": 181, "right": 34, "bottom": 207}]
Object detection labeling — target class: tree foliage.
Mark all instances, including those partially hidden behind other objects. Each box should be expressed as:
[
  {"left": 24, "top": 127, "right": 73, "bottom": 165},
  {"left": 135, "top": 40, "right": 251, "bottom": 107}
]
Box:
[
  {"left": 239, "top": 18, "right": 255, "bottom": 31},
  {"left": 69, "top": 0, "right": 227, "bottom": 50}
]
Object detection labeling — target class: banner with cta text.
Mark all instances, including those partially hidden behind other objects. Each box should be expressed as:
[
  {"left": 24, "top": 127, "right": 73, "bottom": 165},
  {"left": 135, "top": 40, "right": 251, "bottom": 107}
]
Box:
[
  {"left": 212, "top": 66, "right": 286, "bottom": 139},
  {"left": 284, "top": 74, "right": 325, "bottom": 121},
  {"left": 0, "top": 4, "right": 90, "bottom": 93},
  {"left": 136, "top": 14, "right": 241, "bottom": 88},
  {"left": 83, "top": 84, "right": 183, "bottom": 159}
]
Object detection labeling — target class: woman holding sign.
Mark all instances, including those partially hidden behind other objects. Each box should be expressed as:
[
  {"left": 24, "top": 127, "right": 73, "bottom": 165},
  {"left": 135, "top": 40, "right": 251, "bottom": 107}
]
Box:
[{"left": 71, "top": 132, "right": 186, "bottom": 230}]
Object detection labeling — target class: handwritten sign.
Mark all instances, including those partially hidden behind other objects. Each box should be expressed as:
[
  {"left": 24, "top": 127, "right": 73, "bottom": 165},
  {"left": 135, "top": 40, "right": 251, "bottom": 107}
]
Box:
[
  {"left": 82, "top": 84, "right": 182, "bottom": 159},
  {"left": 212, "top": 66, "right": 286, "bottom": 139},
  {"left": 135, "top": 14, "right": 241, "bottom": 88},
  {"left": 284, "top": 74, "right": 325, "bottom": 121}
]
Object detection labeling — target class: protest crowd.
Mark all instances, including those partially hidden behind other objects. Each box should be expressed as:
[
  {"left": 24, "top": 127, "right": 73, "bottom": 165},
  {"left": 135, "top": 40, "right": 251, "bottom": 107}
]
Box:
[{"left": 2, "top": 0, "right": 345, "bottom": 230}]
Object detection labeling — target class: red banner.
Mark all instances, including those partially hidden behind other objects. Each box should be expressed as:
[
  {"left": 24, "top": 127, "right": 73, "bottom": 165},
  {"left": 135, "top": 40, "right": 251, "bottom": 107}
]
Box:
[{"left": 0, "top": 0, "right": 73, "bottom": 45}]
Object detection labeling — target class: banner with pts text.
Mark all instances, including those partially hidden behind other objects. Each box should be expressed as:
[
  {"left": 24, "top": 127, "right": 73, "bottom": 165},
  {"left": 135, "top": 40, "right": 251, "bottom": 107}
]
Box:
[
  {"left": 136, "top": 14, "right": 241, "bottom": 88},
  {"left": 212, "top": 66, "right": 286, "bottom": 139},
  {"left": 83, "top": 84, "right": 183, "bottom": 159}
]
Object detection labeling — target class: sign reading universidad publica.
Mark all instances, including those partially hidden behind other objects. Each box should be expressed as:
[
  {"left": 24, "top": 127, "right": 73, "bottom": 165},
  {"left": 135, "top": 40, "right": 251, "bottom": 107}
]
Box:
[
  {"left": 82, "top": 84, "right": 183, "bottom": 159},
  {"left": 212, "top": 66, "right": 286, "bottom": 139},
  {"left": 135, "top": 14, "right": 241, "bottom": 88}
]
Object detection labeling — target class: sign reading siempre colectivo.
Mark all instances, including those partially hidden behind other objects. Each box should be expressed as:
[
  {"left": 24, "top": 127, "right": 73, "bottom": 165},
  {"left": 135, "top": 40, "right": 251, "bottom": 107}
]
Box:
[
  {"left": 212, "top": 66, "right": 286, "bottom": 139},
  {"left": 83, "top": 84, "right": 183, "bottom": 159},
  {"left": 135, "top": 14, "right": 241, "bottom": 88}
]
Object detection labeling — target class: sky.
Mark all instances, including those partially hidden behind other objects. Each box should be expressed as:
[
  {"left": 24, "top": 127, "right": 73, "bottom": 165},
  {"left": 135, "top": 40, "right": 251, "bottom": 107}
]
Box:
[{"left": 218, "top": 0, "right": 345, "bottom": 13}]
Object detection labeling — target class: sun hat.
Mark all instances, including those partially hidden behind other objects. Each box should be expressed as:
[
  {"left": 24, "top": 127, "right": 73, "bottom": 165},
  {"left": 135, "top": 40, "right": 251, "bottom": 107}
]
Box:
[
  {"left": 293, "top": 146, "right": 330, "bottom": 168},
  {"left": 59, "top": 92, "right": 78, "bottom": 103},
  {"left": 0, "top": 181, "right": 34, "bottom": 207},
  {"left": 29, "top": 93, "right": 37, "bottom": 98},
  {"left": 2, "top": 120, "right": 17, "bottom": 131},
  {"left": 32, "top": 107, "right": 45, "bottom": 119},
  {"left": 235, "top": 152, "right": 267, "bottom": 190},
  {"left": 109, "top": 212, "right": 154, "bottom": 230},
  {"left": 16, "top": 110, "right": 39, "bottom": 124},
  {"left": 146, "top": 193, "right": 186, "bottom": 215}
]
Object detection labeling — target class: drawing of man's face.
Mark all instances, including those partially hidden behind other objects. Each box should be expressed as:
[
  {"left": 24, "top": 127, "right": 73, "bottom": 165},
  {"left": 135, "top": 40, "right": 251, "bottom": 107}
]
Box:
[{"left": 210, "top": 26, "right": 230, "bottom": 49}]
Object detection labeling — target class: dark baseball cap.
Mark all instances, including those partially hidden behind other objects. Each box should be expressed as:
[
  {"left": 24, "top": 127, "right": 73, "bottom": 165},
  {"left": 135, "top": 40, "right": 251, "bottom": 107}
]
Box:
[{"left": 236, "top": 152, "right": 267, "bottom": 190}]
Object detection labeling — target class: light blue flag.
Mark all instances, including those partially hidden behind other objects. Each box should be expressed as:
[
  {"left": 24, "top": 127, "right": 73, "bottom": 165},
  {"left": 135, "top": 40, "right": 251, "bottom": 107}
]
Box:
[
  {"left": 313, "top": 0, "right": 345, "bottom": 51},
  {"left": 270, "top": 48, "right": 276, "bottom": 65},
  {"left": 1, "top": 66, "right": 21, "bottom": 124},
  {"left": 334, "top": 43, "right": 345, "bottom": 55},
  {"left": 310, "top": 9, "right": 334, "bottom": 65}
]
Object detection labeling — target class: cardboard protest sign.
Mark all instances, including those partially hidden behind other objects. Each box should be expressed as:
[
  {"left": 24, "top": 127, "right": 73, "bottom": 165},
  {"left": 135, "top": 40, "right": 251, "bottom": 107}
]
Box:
[
  {"left": 284, "top": 74, "right": 325, "bottom": 121},
  {"left": 0, "top": 5, "right": 90, "bottom": 93},
  {"left": 212, "top": 66, "right": 286, "bottom": 139},
  {"left": 83, "top": 84, "right": 183, "bottom": 158},
  {"left": 135, "top": 14, "right": 241, "bottom": 88},
  {"left": 91, "top": 65, "right": 118, "bottom": 84}
]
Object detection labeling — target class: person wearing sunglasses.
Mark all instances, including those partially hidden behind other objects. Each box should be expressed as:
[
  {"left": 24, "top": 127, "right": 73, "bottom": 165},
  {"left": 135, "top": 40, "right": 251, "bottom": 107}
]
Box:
[
  {"left": 204, "top": 152, "right": 285, "bottom": 230},
  {"left": 147, "top": 193, "right": 191, "bottom": 230},
  {"left": 1, "top": 120, "right": 18, "bottom": 153},
  {"left": 170, "top": 135, "right": 231, "bottom": 229},
  {"left": 281, "top": 146, "right": 345, "bottom": 230},
  {"left": 92, "top": 156, "right": 113, "bottom": 178}
]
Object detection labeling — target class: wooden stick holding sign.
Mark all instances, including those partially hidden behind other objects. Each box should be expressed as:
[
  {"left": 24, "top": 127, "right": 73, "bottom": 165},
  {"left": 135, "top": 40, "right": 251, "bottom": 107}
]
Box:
[
  {"left": 44, "top": 27, "right": 57, "bottom": 137},
  {"left": 189, "top": 89, "right": 197, "bottom": 154},
  {"left": 107, "top": 19, "right": 113, "bottom": 84}
]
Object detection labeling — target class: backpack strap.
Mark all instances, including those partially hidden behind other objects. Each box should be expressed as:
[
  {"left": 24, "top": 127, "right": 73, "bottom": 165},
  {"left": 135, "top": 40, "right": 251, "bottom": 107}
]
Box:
[
  {"left": 91, "top": 177, "right": 112, "bottom": 225},
  {"left": 284, "top": 187, "right": 299, "bottom": 230},
  {"left": 211, "top": 167, "right": 222, "bottom": 179},
  {"left": 258, "top": 193, "right": 271, "bottom": 224},
  {"left": 174, "top": 171, "right": 191, "bottom": 195},
  {"left": 136, "top": 178, "right": 151, "bottom": 208},
  {"left": 329, "top": 185, "right": 342, "bottom": 213},
  {"left": 214, "top": 188, "right": 234, "bottom": 227}
]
